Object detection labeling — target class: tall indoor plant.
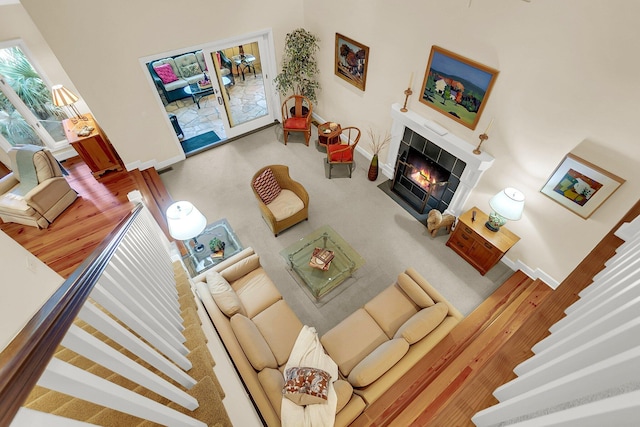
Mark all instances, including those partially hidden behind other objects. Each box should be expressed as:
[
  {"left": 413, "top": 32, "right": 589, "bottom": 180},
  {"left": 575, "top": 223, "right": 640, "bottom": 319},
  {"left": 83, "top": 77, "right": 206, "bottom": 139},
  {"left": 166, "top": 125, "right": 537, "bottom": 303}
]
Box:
[{"left": 274, "top": 28, "right": 320, "bottom": 105}]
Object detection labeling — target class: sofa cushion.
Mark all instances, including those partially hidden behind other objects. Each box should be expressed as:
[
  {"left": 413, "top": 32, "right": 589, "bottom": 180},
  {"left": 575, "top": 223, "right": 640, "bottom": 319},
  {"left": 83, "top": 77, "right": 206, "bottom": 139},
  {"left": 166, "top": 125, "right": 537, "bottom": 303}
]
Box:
[
  {"left": 393, "top": 302, "right": 449, "bottom": 344},
  {"left": 253, "top": 168, "right": 281, "bottom": 204},
  {"left": 283, "top": 366, "right": 331, "bottom": 405},
  {"left": 257, "top": 368, "right": 285, "bottom": 418},
  {"left": 267, "top": 189, "right": 304, "bottom": 222},
  {"left": 252, "top": 300, "right": 303, "bottom": 366},
  {"left": 180, "top": 62, "right": 202, "bottom": 78},
  {"left": 230, "top": 314, "right": 277, "bottom": 371},
  {"left": 221, "top": 253, "right": 261, "bottom": 282},
  {"left": 333, "top": 379, "right": 354, "bottom": 414},
  {"left": 347, "top": 338, "right": 409, "bottom": 388},
  {"left": 154, "top": 63, "right": 179, "bottom": 84},
  {"left": 364, "top": 285, "right": 419, "bottom": 339},
  {"left": 397, "top": 272, "right": 435, "bottom": 308},
  {"left": 233, "top": 268, "right": 282, "bottom": 319},
  {"left": 321, "top": 308, "right": 388, "bottom": 377},
  {"left": 205, "top": 270, "right": 246, "bottom": 317}
]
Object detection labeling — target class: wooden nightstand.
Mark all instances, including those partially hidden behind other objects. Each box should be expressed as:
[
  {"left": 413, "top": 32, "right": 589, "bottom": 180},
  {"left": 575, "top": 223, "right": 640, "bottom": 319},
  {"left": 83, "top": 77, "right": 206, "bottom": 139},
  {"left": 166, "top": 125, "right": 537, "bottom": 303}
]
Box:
[
  {"left": 446, "top": 206, "right": 520, "bottom": 275},
  {"left": 62, "top": 113, "right": 124, "bottom": 178}
]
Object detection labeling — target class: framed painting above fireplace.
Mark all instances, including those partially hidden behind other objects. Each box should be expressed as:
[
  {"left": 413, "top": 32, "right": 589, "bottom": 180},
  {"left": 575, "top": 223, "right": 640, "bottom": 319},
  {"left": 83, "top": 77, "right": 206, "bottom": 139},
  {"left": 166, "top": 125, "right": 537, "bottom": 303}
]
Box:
[{"left": 419, "top": 46, "right": 498, "bottom": 130}]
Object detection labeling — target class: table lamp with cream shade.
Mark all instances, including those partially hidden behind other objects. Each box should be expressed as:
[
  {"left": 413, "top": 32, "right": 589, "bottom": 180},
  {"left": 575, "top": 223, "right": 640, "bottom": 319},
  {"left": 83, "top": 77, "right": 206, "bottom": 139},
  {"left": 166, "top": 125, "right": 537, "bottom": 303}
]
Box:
[
  {"left": 166, "top": 201, "right": 207, "bottom": 252},
  {"left": 485, "top": 187, "right": 525, "bottom": 232},
  {"left": 51, "top": 84, "right": 87, "bottom": 123}
]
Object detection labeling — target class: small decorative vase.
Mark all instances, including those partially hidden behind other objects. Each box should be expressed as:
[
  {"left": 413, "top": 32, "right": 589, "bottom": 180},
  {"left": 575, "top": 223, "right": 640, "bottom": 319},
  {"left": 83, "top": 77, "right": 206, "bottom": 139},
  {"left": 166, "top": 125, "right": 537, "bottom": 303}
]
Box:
[{"left": 368, "top": 154, "right": 379, "bottom": 181}]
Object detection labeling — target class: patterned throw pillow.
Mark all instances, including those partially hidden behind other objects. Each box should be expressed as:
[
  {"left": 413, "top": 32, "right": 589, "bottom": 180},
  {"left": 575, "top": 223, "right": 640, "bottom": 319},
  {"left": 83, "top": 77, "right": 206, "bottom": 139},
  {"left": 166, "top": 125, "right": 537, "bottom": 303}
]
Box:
[
  {"left": 154, "top": 63, "right": 179, "bottom": 84},
  {"left": 282, "top": 367, "right": 331, "bottom": 406},
  {"left": 252, "top": 168, "right": 281, "bottom": 205},
  {"left": 181, "top": 63, "right": 202, "bottom": 78}
]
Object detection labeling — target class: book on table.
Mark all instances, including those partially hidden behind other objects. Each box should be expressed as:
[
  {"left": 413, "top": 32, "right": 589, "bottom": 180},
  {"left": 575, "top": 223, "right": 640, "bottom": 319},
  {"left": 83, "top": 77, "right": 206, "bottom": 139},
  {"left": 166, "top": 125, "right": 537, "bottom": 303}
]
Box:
[{"left": 309, "top": 247, "right": 335, "bottom": 271}]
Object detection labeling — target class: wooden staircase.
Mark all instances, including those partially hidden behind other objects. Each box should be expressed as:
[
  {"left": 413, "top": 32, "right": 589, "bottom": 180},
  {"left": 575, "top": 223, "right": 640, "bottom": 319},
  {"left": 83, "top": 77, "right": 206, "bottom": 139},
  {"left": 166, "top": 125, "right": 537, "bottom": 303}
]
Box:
[{"left": 19, "top": 263, "right": 232, "bottom": 427}]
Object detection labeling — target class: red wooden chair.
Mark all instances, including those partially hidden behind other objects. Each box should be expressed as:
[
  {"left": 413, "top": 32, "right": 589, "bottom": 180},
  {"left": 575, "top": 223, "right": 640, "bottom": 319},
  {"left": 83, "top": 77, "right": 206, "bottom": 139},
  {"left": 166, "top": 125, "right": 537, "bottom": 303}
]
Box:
[
  {"left": 326, "top": 127, "right": 360, "bottom": 178},
  {"left": 282, "top": 95, "right": 313, "bottom": 146}
]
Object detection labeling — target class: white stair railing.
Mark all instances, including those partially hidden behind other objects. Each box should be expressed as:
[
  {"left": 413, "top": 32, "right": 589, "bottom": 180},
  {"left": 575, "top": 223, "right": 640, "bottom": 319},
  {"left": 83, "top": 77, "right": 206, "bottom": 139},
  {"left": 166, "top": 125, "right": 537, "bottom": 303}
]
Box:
[
  {"left": 3, "top": 203, "right": 208, "bottom": 427},
  {"left": 472, "top": 213, "right": 640, "bottom": 426}
]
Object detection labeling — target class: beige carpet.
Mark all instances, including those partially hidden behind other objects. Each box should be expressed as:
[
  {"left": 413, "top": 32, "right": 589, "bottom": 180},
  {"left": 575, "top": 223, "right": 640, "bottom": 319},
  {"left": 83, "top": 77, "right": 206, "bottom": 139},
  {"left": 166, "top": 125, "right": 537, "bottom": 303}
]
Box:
[{"left": 160, "top": 124, "right": 513, "bottom": 335}]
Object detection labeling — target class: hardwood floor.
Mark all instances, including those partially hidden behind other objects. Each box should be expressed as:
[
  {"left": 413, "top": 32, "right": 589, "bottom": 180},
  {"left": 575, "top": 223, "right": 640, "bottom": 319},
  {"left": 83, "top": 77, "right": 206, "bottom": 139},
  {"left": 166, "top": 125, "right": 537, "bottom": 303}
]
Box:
[
  {"left": 2, "top": 157, "right": 637, "bottom": 426},
  {"left": 0, "top": 157, "right": 174, "bottom": 279}
]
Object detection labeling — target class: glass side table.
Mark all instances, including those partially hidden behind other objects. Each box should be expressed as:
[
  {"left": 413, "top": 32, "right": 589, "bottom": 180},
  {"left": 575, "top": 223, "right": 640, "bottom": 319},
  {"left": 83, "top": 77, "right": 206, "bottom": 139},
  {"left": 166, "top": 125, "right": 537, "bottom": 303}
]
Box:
[{"left": 181, "top": 218, "right": 243, "bottom": 278}]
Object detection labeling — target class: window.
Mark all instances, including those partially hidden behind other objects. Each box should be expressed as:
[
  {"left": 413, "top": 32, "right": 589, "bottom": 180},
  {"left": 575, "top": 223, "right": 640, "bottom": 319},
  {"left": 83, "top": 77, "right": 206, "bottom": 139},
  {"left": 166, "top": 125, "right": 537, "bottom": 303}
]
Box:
[{"left": 0, "top": 43, "right": 68, "bottom": 151}]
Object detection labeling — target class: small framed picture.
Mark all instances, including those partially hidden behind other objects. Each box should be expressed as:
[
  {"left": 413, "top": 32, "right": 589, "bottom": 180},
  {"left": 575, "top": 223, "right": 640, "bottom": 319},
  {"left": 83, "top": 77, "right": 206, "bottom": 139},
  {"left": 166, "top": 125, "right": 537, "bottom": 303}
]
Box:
[
  {"left": 335, "top": 33, "right": 369, "bottom": 91},
  {"left": 420, "top": 46, "right": 498, "bottom": 130},
  {"left": 540, "top": 153, "right": 625, "bottom": 219}
]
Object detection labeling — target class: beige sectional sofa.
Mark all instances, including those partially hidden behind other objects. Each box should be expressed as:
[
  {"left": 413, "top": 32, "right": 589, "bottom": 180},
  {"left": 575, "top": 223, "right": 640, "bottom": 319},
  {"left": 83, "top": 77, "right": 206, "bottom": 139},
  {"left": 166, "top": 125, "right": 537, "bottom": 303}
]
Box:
[{"left": 193, "top": 247, "right": 463, "bottom": 426}]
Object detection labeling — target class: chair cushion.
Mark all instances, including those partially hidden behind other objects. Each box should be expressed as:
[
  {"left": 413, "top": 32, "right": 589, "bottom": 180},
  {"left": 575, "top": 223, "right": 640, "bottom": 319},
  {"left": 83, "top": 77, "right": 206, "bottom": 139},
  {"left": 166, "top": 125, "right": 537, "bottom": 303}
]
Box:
[
  {"left": 253, "top": 168, "right": 281, "bottom": 204},
  {"left": 180, "top": 62, "right": 202, "bottom": 78},
  {"left": 393, "top": 302, "right": 449, "bottom": 344},
  {"left": 364, "top": 285, "right": 419, "bottom": 339},
  {"left": 321, "top": 308, "right": 388, "bottom": 377},
  {"left": 252, "top": 300, "right": 303, "bottom": 366},
  {"left": 230, "top": 314, "right": 278, "bottom": 371},
  {"left": 154, "top": 63, "right": 179, "bottom": 84},
  {"left": 328, "top": 144, "right": 353, "bottom": 162},
  {"left": 284, "top": 117, "right": 308, "bottom": 130},
  {"left": 347, "top": 338, "right": 409, "bottom": 387},
  {"left": 397, "top": 272, "right": 435, "bottom": 308},
  {"left": 267, "top": 189, "right": 304, "bottom": 221},
  {"left": 283, "top": 366, "right": 331, "bottom": 405}
]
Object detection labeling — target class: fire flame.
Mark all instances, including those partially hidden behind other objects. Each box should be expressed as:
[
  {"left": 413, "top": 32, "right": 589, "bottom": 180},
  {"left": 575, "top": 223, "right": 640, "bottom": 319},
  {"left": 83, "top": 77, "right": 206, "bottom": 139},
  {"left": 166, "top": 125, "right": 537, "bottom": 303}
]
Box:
[{"left": 410, "top": 168, "right": 436, "bottom": 191}]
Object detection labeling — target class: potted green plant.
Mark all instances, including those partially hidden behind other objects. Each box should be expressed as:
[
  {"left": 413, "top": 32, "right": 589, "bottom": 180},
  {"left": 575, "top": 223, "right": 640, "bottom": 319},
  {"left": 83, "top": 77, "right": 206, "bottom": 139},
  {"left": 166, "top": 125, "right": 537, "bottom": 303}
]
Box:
[{"left": 274, "top": 28, "right": 320, "bottom": 113}]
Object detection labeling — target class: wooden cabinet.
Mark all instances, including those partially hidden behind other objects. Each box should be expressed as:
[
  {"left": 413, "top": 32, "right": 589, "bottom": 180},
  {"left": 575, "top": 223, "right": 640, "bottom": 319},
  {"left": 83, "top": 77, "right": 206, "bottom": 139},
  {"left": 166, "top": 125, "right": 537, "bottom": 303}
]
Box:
[
  {"left": 446, "top": 207, "right": 520, "bottom": 275},
  {"left": 62, "top": 113, "right": 124, "bottom": 178}
]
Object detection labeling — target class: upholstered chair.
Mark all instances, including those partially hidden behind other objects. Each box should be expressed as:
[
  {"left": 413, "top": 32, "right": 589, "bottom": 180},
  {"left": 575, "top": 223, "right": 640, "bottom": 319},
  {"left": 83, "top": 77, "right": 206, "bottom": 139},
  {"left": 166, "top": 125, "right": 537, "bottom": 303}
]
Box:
[
  {"left": 0, "top": 145, "right": 77, "bottom": 228},
  {"left": 327, "top": 127, "right": 361, "bottom": 178},
  {"left": 281, "top": 95, "right": 313, "bottom": 146},
  {"left": 251, "top": 165, "right": 309, "bottom": 236}
]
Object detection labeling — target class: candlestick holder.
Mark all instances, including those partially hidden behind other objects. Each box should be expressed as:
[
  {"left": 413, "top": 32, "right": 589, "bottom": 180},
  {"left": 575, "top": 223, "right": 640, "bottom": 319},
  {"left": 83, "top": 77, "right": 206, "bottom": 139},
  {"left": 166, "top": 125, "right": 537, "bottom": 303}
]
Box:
[
  {"left": 473, "top": 133, "right": 488, "bottom": 155},
  {"left": 400, "top": 88, "right": 413, "bottom": 112}
]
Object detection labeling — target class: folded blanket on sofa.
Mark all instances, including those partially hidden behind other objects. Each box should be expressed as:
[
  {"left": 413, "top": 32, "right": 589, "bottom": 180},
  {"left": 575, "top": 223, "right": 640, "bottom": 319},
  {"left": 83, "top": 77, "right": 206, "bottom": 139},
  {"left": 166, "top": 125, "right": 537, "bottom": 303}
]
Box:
[{"left": 281, "top": 325, "right": 338, "bottom": 427}]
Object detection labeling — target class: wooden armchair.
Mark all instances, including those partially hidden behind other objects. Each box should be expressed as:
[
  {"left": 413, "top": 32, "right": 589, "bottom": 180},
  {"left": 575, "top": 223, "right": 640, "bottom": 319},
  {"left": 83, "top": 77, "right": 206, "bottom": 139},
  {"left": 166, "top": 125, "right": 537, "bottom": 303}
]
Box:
[
  {"left": 251, "top": 165, "right": 309, "bottom": 236},
  {"left": 281, "top": 95, "right": 313, "bottom": 146},
  {"left": 326, "top": 127, "right": 361, "bottom": 178}
]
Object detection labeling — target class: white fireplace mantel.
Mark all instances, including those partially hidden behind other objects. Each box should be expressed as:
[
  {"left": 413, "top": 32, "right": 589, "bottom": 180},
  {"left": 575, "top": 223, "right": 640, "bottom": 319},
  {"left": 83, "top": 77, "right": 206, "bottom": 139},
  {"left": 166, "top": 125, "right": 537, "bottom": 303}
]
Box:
[{"left": 383, "top": 103, "right": 495, "bottom": 215}]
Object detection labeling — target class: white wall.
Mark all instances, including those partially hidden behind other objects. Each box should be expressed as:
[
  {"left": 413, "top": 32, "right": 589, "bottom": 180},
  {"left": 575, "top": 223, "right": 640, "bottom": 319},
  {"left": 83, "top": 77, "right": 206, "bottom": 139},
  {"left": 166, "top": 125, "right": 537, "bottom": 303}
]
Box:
[
  {"left": 0, "top": 231, "right": 63, "bottom": 351},
  {"left": 303, "top": 0, "right": 640, "bottom": 285},
  {"left": 10, "top": 0, "right": 639, "bottom": 284}
]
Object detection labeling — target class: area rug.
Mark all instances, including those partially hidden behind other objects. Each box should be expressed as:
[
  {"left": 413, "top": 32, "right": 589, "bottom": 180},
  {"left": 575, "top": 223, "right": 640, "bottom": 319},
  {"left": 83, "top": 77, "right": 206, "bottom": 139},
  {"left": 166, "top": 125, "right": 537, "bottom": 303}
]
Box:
[{"left": 181, "top": 131, "right": 222, "bottom": 155}]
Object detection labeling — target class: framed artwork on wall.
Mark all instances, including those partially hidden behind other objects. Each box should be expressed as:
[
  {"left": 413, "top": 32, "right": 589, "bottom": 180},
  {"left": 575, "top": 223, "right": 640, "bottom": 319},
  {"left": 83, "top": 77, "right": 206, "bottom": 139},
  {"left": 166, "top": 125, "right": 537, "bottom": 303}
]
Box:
[
  {"left": 335, "top": 33, "right": 369, "bottom": 91},
  {"left": 540, "top": 153, "right": 625, "bottom": 219},
  {"left": 419, "top": 46, "right": 498, "bottom": 130}
]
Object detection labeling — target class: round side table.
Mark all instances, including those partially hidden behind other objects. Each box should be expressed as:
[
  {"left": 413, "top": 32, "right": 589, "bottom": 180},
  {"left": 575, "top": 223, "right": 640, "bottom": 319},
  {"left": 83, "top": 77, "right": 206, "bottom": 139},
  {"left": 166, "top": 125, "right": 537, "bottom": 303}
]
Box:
[{"left": 318, "top": 122, "right": 341, "bottom": 148}]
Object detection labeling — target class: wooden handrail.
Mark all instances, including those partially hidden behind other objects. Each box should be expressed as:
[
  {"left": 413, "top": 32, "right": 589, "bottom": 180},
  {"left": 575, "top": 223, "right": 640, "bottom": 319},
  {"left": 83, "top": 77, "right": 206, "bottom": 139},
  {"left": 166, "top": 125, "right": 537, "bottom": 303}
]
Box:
[{"left": 0, "top": 204, "right": 144, "bottom": 427}]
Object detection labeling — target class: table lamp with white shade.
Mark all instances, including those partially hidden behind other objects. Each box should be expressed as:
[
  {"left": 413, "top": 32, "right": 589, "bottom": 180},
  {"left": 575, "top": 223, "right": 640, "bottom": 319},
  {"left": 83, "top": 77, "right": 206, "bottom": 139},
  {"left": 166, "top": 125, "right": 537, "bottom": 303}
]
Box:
[
  {"left": 166, "top": 201, "right": 207, "bottom": 252},
  {"left": 485, "top": 187, "right": 525, "bottom": 232}
]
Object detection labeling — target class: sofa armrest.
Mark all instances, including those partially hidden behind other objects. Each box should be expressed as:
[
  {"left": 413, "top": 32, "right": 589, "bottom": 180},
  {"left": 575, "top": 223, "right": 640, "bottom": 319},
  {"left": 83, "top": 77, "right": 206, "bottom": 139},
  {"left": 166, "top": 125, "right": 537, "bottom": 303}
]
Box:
[
  {"left": 24, "top": 177, "right": 73, "bottom": 216},
  {"left": 0, "top": 173, "right": 18, "bottom": 194},
  {"left": 405, "top": 267, "right": 464, "bottom": 320}
]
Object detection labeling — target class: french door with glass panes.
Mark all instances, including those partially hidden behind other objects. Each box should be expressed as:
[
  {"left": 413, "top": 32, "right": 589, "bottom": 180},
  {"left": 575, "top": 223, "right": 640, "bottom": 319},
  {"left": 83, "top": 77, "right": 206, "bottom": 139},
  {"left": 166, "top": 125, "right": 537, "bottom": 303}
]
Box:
[
  {"left": 0, "top": 42, "right": 69, "bottom": 152},
  {"left": 202, "top": 31, "right": 277, "bottom": 139}
]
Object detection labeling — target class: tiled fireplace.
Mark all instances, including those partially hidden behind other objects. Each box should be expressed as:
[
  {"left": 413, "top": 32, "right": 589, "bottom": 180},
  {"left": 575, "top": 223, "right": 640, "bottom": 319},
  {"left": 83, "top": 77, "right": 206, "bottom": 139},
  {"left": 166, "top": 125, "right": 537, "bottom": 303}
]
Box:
[{"left": 382, "top": 104, "right": 495, "bottom": 215}]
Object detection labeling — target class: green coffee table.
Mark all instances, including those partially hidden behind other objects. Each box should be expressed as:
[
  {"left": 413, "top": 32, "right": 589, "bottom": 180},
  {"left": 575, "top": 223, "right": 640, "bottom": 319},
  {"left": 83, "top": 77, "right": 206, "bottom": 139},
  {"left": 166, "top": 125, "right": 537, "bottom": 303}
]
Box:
[{"left": 280, "top": 225, "right": 365, "bottom": 300}]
